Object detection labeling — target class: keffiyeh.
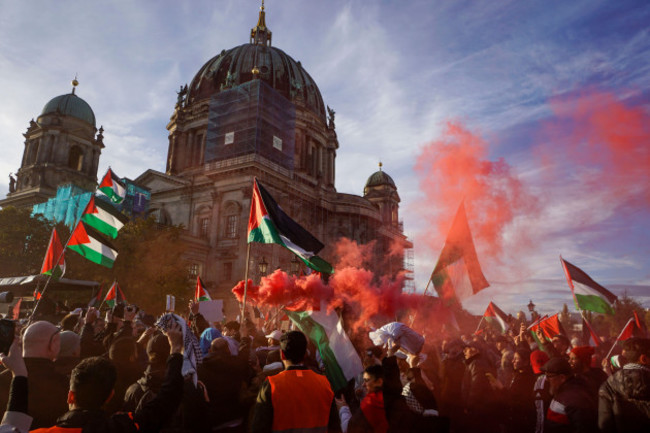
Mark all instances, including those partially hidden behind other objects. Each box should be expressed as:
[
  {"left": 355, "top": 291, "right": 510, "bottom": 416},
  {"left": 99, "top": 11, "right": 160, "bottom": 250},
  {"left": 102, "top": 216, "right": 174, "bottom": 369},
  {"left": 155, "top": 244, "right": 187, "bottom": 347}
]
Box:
[{"left": 156, "top": 313, "right": 203, "bottom": 384}]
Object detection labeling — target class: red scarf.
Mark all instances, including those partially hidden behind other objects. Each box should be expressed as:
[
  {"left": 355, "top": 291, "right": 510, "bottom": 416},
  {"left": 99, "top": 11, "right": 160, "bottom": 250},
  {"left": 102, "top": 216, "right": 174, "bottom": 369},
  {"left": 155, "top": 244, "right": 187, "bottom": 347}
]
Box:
[{"left": 361, "top": 391, "right": 389, "bottom": 433}]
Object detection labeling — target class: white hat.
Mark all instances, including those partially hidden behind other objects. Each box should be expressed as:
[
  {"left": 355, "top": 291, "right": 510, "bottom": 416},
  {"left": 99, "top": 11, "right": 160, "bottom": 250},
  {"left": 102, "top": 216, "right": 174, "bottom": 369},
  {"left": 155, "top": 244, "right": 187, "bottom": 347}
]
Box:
[{"left": 265, "top": 330, "right": 283, "bottom": 341}]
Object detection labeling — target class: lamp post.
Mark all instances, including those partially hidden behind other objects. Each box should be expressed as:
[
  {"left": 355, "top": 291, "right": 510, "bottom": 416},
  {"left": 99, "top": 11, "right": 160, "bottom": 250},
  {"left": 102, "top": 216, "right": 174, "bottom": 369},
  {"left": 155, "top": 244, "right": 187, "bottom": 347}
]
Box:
[
  {"left": 258, "top": 257, "right": 269, "bottom": 276},
  {"left": 527, "top": 299, "right": 538, "bottom": 321}
]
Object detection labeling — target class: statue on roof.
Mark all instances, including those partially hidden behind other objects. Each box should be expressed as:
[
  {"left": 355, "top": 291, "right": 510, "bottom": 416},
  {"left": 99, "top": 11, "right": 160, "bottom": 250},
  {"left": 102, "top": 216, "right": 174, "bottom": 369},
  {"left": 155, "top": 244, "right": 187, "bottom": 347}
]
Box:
[
  {"left": 327, "top": 106, "right": 335, "bottom": 130},
  {"left": 176, "top": 84, "right": 188, "bottom": 107},
  {"left": 8, "top": 173, "right": 16, "bottom": 193}
]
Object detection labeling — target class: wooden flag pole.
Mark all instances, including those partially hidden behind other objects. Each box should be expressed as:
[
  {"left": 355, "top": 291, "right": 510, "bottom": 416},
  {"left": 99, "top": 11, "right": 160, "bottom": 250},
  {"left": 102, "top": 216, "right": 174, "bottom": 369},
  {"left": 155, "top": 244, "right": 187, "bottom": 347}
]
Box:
[{"left": 240, "top": 243, "right": 252, "bottom": 325}]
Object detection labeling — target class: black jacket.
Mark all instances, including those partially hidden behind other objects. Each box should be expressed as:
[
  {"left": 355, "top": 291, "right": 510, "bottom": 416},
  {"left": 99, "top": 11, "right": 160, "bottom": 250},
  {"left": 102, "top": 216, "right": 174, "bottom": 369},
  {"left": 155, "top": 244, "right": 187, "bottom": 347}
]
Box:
[
  {"left": 32, "top": 353, "right": 184, "bottom": 433},
  {"left": 598, "top": 363, "right": 650, "bottom": 433},
  {"left": 545, "top": 376, "right": 597, "bottom": 433}
]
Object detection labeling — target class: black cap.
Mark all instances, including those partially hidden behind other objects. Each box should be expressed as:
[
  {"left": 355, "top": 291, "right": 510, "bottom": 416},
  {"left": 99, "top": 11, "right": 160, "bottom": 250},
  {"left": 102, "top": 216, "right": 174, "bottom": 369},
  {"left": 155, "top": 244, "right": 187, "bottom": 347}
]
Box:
[
  {"left": 280, "top": 330, "right": 307, "bottom": 363},
  {"left": 541, "top": 357, "right": 572, "bottom": 375}
]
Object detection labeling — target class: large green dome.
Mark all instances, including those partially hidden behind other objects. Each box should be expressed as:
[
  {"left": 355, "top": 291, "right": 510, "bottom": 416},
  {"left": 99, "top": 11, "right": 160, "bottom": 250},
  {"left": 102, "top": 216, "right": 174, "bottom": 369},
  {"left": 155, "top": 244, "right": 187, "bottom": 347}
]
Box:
[
  {"left": 365, "top": 169, "right": 396, "bottom": 189},
  {"left": 40, "top": 93, "right": 96, "bottom": 127}
]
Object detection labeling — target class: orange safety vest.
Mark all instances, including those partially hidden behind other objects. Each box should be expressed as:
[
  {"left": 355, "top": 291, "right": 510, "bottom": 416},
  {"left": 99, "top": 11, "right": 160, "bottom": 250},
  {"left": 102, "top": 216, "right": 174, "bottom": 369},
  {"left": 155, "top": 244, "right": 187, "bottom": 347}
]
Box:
[
  {"left": 30, "top": 428, "right": 82, "bottom": 433},
  {"left": 267, "top": 369, "right": 334, "bottom": 433}
]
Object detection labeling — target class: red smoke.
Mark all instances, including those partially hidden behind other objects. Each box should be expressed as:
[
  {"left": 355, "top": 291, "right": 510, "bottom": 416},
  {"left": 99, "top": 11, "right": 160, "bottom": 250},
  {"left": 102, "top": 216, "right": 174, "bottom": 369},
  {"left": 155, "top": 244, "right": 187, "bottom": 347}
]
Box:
[
  {"left": 413, "top": 121, "right": 537, "bottom": 259},
  {"left": 542, "top": 90, "right": 650, "bottom": 206}
]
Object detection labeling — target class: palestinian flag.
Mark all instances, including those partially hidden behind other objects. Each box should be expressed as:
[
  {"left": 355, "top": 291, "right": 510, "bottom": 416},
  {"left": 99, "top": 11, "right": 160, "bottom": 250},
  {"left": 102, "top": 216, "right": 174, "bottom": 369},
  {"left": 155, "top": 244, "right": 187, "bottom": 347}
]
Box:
[
  {"left": 11, "top": 298, "right": 22, "bottom": 320},
  {"left": 582, "top": 316, "right": 600, "bottom": 347},
  {"left": 98, "top": 168, "right": 126, "bottom": 204},
  {"left": 195, "top": 277, "right": 211, "bottom": 301},
  {"left": 40, "top": 228, "right": 66, "bottom": 279},
  {"left": 67, "top": 222, "right": 118, "bottom": 268},
  {"left": 430, "top": 202, "right": 489, "bottom": 303},
  {"left": 286, "top": 304, "right": 363, "bottom": 391},
  {"left": 633, "top": 310, "right": 647, "bottom": 338},
  {"left": 81, "top": 196, "right": 128, "bottom": 239},
  {"left": 104, "top": 281, "right": 126, "bottom": 308},
  {"left": 88, "top": 284, "right": 104, "bottom": 308},
  {"left": 483, "top": 301, "right": 509, "bottom": 334},
  {"left": 248, "top": 179, "right": 333, "bottom": 274},
  {"left": 561, "top": 257, "right": 617, "bottom": 315},
  {"left": 33, "top": 288, "right": 42, "bottom": 300},
  {"left": 538, "top": 314, "right": 565, "bottom": 339}
]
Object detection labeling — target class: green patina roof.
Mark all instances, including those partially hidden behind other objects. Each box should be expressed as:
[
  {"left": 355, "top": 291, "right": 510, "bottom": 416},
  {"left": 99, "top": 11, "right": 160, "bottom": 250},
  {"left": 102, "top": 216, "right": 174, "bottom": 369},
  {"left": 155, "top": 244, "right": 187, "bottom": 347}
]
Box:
[
  {"left": 40, "top": 93, "right": 95, "bottom": 127},
  {"left": 365, "top": 170, "right": 396, "bottom": 189}
]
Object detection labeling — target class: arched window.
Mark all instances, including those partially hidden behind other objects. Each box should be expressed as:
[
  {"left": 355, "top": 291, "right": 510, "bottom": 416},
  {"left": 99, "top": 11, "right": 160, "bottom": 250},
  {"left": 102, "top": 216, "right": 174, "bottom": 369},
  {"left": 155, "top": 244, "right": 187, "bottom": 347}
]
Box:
[
  {"left": 68, "top": 146, "right": 84, "bottom": 171},
  {"left": 221, "top": 201, "right": 241, "bottom": 239}
]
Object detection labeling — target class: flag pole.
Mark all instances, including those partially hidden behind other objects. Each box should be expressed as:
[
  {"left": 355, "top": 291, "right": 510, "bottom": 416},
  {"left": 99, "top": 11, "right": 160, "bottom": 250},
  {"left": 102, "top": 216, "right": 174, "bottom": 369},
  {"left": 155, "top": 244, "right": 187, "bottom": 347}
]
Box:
[
  {"left": 241, "top": 242, "right": 252, "bottom": 325},
  {"left": 604, "top": 318, "right": 634, "bottom": 361},
  {"left": 408, "top": 278, "right": 432, "bottom": 327},
  {"left": 474, "top": 316, "right": 485, "bottom": 334}
]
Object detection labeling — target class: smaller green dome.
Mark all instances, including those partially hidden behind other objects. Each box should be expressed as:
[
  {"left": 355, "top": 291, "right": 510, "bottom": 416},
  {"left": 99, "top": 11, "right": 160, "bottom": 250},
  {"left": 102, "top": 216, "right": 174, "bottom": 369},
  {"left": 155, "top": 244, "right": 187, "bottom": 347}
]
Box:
[
  {"left": 40, "top": 93, "right": 96, "bottom": 127},
  {"left": 365, "top": 170, "right": 396, "bottom": 189}
]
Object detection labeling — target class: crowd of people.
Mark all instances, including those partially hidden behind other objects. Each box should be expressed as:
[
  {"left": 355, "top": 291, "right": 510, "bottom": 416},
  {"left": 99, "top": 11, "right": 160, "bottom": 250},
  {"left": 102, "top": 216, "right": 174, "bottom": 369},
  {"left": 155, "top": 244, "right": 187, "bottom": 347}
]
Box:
[{"left": 0, "top": 300, "right": 648, "bottom": 433}]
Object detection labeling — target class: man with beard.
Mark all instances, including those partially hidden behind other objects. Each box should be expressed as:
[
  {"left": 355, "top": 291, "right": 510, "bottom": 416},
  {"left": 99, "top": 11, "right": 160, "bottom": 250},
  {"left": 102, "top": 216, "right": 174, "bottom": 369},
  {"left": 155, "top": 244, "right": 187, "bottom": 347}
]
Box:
[
  {"left": 598, "top": 337, "right": 650, "bottom": 432},
  {"left": 542, "top": 357, "right": 597, "bottom": 433}
]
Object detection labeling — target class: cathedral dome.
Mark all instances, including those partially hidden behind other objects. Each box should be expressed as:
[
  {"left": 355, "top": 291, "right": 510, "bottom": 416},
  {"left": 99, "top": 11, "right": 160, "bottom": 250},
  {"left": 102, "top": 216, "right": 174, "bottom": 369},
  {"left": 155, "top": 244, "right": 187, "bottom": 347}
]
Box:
[
  {"left": 186, "top": 8, "right": 325, "bottom": 122},
  {"left": 40, "top": 93, "right": 96, "bottom": 127},
  {"left": 365, "top": 168, "right": 396, "bottom": 189}
]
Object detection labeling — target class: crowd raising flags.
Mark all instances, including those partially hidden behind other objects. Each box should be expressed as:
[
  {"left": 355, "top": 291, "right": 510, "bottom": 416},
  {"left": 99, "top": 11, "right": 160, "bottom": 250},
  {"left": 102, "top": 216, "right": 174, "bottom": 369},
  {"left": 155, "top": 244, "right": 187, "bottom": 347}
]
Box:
[{"left": 430, "top": 202, "right": 489, "bottom": 303}]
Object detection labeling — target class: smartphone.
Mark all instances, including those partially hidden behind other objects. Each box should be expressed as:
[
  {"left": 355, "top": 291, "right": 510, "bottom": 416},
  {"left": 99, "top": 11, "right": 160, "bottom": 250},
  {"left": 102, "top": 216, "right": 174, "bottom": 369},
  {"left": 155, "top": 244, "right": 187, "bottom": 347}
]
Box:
[{"left": 0, "top": 319, "right": 16, "bottom": 355}]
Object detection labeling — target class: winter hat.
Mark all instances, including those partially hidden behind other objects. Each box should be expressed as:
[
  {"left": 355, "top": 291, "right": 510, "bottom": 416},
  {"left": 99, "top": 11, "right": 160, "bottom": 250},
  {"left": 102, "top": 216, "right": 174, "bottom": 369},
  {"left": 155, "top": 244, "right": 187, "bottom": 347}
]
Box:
[
  {"left": 541, "top": 357, "right": 572, "bottom": 376},
  {"left": 570, "top": 346, "right": 595, "bottom": 367},
  {"left": 530, "top": 350, "right": 550, "bottom": 374}
]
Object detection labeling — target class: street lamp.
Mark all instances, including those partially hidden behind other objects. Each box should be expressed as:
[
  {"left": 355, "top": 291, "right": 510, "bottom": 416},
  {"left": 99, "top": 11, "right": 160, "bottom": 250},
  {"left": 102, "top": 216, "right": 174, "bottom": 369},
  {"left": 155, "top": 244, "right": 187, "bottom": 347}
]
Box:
[
  {"left": 258, "top": 257, "right": 269, "bottom": 276},
  {"left": 527, "top": 300, "right": 536, "bottom": 312},
  {"left": 290, "top": 256, "right": 301, "bottom": 275}
]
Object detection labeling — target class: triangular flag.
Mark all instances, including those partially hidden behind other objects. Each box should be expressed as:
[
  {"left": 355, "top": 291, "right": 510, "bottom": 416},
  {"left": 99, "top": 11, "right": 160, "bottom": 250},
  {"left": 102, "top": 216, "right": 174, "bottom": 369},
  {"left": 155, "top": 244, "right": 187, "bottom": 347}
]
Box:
[
  {"left": 40, "top": 228, "right": 66, "bottom": 279},
  {"left": 104, "top": 281, "right": 126, "bottom": 308},
  {"left": 67, "top": 222, "right": 118, "bottom": 268},
  {"left": 617, "top": 318, "right": 636, "bottom": 342},
  {"left": 561, "top": 257, "right": 617, "bottom": 315},
  {"left": 81, "top": 196, "right": 128, "bottom": 239},
  {"left": 539, "top": 314, "right": 565, "bottom": 339},
  {"left": 248, "top": 178, "right": 333, "bottom": 274},
  {"left": 33, "top": 288, "right": 42, "bottom": 300},
  {"left": 430, "top": 202, "right": 489, "bottom": 302},
  {"left": 88, "top": 284, "right": 104, "bottom": 308},
  {"left": 195, "top": 277, "right": 211, "bottom": 301},
  {"left": 633, "top": 310, "right": 647, "bottom": 338},
  {"left": 483, "top": 301, "right": 509, "bottom": 334},
  {"left": 98, "top": 168, "right": 127, "bottom": 204}
]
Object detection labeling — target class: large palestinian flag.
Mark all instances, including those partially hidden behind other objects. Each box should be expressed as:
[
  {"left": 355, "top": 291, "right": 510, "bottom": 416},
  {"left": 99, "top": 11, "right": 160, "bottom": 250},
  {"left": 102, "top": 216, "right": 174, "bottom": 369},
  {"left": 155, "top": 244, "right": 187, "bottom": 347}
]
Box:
[
  {"left": 248, "top": 179, "right": 333, "bottom": 274},
  {"left": 561, "top": 258, "right": 617, "bottom": 315},
  {"left": 430, "top": 202, "right": 489, "bottom": 302},
  {"left": 98, "top": 168, "right": 126, "bottom": 204},
  {"left": 67, "top": 221, "right": 118, "bottom": 268},
  {"left": 40, "top": 228, "right": 66, "bottom": 279},
  {"left": 81, "top": 196, "right": 128, "bottom": 239},
  {"left": 286, "top": 304, "right": 363, "bottom": 391}
]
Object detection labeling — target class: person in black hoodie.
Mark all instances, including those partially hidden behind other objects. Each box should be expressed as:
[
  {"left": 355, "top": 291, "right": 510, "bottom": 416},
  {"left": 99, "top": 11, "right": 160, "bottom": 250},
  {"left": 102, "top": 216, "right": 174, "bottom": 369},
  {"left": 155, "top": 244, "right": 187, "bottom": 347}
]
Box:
[
  {"left": 30, "top": 321, "right": 185, "bottom": 433},
  {"left": 598, "top": 337, "right": 650, "bottom": 433},
  {"left": 460, "top": 341, "right": 498, "bottom": 433},
  {"left": 506, "top": 348, "right": 536, "bottom": 433}
]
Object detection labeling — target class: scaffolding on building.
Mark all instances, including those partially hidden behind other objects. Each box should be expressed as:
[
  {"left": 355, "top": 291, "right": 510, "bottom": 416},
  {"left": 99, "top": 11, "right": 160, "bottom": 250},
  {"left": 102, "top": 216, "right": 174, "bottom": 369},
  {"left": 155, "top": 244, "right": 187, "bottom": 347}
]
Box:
[{"left": 403, "top": 235, "right": 415, "bottom": 293}]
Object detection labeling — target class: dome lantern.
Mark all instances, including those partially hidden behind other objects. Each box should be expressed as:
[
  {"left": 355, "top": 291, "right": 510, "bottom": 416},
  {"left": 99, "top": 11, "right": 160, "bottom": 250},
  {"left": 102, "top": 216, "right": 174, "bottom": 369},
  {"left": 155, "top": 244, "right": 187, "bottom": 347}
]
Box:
[{"left": 250, "top": 0, "right": 272, "bottom": 47}]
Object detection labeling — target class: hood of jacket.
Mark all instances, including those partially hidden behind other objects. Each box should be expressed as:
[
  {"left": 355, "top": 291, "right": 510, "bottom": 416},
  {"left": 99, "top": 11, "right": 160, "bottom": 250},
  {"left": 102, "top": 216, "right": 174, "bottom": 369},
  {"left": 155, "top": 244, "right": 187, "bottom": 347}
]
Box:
[{"left": 613, "top": 364, "right": 650, "bottom": 401}]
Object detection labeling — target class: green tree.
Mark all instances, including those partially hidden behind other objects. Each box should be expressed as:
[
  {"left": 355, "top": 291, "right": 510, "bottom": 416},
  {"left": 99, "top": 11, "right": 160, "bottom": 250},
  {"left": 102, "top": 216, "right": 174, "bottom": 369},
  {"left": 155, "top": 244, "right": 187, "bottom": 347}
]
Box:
[
  {"left": 0, "top": 207, "right": 54, "bottom": 276},
  {"left": 601, "top": 294, "right": 645, "bottom": 337},
  {"left": 67, "top": 217, "right": 190, "bottom": 314}
]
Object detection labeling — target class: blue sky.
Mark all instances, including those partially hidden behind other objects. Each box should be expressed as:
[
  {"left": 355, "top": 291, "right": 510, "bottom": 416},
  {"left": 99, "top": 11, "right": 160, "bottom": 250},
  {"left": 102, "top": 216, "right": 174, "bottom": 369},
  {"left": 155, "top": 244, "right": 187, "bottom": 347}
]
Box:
[{"left": 0, "top": 0, "right": 648, "bottom": 316}]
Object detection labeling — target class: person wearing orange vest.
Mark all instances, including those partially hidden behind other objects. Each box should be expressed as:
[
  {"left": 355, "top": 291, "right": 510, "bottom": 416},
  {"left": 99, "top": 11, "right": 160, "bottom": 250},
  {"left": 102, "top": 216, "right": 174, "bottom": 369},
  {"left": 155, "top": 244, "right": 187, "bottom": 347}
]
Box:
[
  {"left": 251, "top": 330, "right": 339, "bottom": 433},
  {"left": 30, "top": 322, "right": 185, "bottom": 433}
]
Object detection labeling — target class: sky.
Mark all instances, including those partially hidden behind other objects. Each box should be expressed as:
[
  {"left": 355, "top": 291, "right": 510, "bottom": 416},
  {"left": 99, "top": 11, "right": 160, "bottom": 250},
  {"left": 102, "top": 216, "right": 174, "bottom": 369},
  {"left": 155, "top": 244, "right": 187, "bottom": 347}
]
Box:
[{"left": 0, "top": 0, "right": 648, "bottom": 316}]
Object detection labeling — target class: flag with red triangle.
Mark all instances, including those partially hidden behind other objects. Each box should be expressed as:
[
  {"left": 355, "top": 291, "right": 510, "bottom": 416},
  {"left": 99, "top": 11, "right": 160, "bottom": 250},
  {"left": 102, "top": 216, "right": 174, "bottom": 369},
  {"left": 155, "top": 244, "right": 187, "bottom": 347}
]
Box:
[
  {"left": 195, "top": 277, "right": 211, "bottom": 302},
  {"left": 633, "top": 310, "right": 647, "bottom": 338},
  {"left": 430, "top": 202, "right": 489, "bottom": 303},
  {"left": 104, "top": 281, "right": 125, "bottom": 308},
  {"left": 33, "top": 288, "right": 42, "bottom": 300},
  {"left": 40, "top": 228, "right": 66, "bottom": 279},
  {"left": 483, "top": 301, "right": 509, "bottom": 334},
  {"left": 539, "top": 314, "right": 565, "bottom": 339},
  {"left": 98, "top": 168, "right": 126, "bottom": 204},
  {"left": 88, "top": 284, "right": 104, "bottom": 308}
]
